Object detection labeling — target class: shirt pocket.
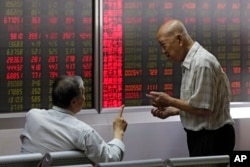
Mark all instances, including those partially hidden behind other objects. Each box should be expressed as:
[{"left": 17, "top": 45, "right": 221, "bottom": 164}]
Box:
[{"left": 180, "top": 89, "right": 191, "bottom": 101}]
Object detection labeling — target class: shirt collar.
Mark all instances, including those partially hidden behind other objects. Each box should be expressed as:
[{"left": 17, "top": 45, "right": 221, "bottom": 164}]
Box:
[
  {"left": 181, "top": 41, "right": 200, "bottom": 70},
  {"left": 52, "top": 105, "right": 75, "bottom": 115}
]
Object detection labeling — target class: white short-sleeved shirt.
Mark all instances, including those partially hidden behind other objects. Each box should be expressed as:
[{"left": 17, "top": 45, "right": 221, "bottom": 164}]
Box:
[
  {"left": 180, "top": 42, "right": 234, "bottom": 131},
  {"left": 20, "top": 106, "right": 125, "bottom": 163}
]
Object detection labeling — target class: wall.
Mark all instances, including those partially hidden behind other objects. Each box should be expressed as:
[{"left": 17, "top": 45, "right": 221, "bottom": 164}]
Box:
[{"left": 0, "top": 105, "right": 250, "bottom": 161}]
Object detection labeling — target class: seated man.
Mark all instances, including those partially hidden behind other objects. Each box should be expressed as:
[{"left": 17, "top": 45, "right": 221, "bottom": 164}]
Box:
[{"left": 20, "top": 75, "right": 127, "bottom": 163}]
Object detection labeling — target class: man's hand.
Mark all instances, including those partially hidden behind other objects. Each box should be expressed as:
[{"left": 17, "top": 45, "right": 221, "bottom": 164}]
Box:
[
  {"left": 113, "top": 105, "right": 128, "bottom": 140},
  {"left": 151, "top": 106, "right": 179, "bottom": 119},
  {"left": 146, "top": 91, "right": 172, "bottom": 108}
]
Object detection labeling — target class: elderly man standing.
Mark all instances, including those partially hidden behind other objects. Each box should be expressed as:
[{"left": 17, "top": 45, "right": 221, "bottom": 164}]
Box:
[{"left": 147, "top": 19, "right": 235, "bottom": 156}]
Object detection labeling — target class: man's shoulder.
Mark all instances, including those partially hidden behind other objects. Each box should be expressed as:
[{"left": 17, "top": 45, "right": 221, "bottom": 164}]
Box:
[
  {"left": 25, "top": 108, "right": 49, "bottom": 118},
  {"left": 71, "top": 118, "right": 93, "bottom": 131},
  {"left": 29, "top": 108, "right": 46, "bottom": 111}
]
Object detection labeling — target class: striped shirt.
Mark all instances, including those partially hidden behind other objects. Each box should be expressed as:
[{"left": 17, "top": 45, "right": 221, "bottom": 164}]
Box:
[{"left": 180, "top": 42, "right": 234, "bottom": 131}]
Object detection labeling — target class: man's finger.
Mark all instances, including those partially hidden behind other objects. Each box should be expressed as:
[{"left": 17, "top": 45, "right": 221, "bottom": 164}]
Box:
[
  {"left": 152, "top": 103, "right": 158, "bottom": 108},
  {"left": 145, "top": 94, "right": 155, "bottom": 99},
  {"left": 149, "top": 91, "right": 160, "bottom": 96},
  {"left": 145, "top": 92, "right": 159, "bottom": 99},
  {"left": 119, "top": 105, "right": 125, "bottom": 117}
]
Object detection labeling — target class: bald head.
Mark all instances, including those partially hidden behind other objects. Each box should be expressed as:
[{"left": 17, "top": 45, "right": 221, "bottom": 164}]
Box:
[
  {"left": 156, "top": 19, "right": 194, "bottom": 63},
  {"left": 157, "top": 20, "right": 189, "bottom": 38}
]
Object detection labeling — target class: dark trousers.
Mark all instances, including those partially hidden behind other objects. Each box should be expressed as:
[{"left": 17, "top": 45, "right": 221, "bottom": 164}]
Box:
[{"left": 185, "top": 124, "right": 235, "bottom": 157}]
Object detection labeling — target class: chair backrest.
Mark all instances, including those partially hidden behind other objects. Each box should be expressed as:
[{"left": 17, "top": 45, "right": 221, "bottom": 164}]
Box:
[
  {"left": 95, "top": 158, "right": 165, "bottom": 167},
  {"left": 0, "top": 153, "right": 43, "bottom": 167},
  {"left": 49, "top": 165, "right": 93, "bottom": 167},
  {"left": 40, "top": 150, "right": 94, "bottom": 167},
  {"left": 166, "top": 155, "right": 230, "bottom": 167}
]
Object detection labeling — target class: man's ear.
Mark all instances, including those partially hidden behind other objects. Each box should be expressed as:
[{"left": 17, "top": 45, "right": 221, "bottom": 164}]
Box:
[
  {"left": 69, "top": 98, "right": 78, "bottom": 113},
  {"left": 175, "top": 33, "right": 182, "bottom": 40},
  {"left": 176, "top": 34, "right": 183, "bottom": 46},
  {"left": 70, "top": 97, "right": 77, "bottom": 106}
]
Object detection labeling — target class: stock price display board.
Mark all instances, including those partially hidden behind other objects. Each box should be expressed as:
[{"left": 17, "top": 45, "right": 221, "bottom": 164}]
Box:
[
  {"left": 0, "top": 0, "right": 93, "bottom": 113},
  {"left": 103, "top": 0, "right": 249, "bottom": 107}
]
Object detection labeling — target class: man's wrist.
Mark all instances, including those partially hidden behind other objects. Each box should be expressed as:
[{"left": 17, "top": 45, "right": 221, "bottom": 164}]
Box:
[{"left": 113, "top": 131, "right": 124, "bottom": 140}]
